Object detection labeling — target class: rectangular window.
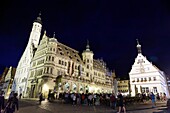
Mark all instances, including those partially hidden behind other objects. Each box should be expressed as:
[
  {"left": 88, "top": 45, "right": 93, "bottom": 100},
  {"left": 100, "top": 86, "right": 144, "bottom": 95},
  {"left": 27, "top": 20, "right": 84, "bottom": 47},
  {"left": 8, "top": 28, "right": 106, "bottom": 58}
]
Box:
[
  {"left": 144, "top": 78, "right": 147, "bottom": 82},
  {"left": 86, "top": 73, "right": 89, "bottom": 77},
  {"left": 52, "top": 57, "right": 54, "bottom": 61},
  {"left": 49, "top": 56, "right": 51, "bottom": 61},
  {"left": 137, "top": 78, "right": 139, "bottom": 82},
  {"left": 50, "top": 68, "right": 53, "bottom": 74},
  {"left": 47, "top": 67, "right": 49, "bottom": 73},
  {"left": 153, "top": 87, "right": 157, "bottom": 93},
  {"left": 153, "top": 77, "right": 156, "bottom": 81},
  {"left": 59, "top": 60, "right": 61, "bottom": 64},
  {"left": 142, "top": 87, "right": 149, "bottom": 93}
]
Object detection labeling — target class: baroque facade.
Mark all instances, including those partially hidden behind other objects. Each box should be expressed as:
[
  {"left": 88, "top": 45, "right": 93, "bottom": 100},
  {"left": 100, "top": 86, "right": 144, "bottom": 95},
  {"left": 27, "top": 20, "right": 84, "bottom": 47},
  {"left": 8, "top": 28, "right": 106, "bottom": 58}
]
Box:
[
  {"left": 27, "top": 31, "right": 114, "bottom": 98},
  {"left": 12, "top": 14, "right": 114, "bottom": 98},
  {"left": 129, "top": 40, "right": 169, "bottom": 97},
  {"left": 117, "top": 79, "right": 130, "bottom": 96}
]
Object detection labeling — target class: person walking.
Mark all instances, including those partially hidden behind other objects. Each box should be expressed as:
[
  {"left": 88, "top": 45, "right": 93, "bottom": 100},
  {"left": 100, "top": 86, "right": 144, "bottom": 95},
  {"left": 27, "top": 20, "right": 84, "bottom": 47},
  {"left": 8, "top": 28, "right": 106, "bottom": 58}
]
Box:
[
  {"left": 19, "top": 93, "right": 22, "bottom": 99},
  {"left": 5, "top": 93, "right": 19, "bottom": 113},
  {"left": 150, "top": 92, "right": 156, "bottom": 108},
  {"left": 117, "top": 92, "right": 126, "bottom": 113},
  {"left": 39, "top": 93, "right": 43, "bottom": 104},
  {"left": 110, "top": 93, "right": 116, "bottom": 109},
  {"left": 72, "top": 93, "right": 76, "bottom": 106}
]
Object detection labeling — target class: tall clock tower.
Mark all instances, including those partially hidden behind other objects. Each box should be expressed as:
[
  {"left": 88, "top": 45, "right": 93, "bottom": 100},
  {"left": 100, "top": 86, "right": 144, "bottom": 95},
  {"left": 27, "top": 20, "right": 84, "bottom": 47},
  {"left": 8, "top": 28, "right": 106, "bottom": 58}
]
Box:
[{"left": 12, "top": 13, "right": 42, "bottom": 97}]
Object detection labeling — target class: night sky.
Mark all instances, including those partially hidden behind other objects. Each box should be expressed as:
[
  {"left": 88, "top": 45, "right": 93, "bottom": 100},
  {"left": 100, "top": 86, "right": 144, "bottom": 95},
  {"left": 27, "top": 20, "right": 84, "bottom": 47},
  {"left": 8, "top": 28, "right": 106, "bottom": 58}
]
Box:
[{"left": 1, "top": 0, "right": 170, "bottom": 78}]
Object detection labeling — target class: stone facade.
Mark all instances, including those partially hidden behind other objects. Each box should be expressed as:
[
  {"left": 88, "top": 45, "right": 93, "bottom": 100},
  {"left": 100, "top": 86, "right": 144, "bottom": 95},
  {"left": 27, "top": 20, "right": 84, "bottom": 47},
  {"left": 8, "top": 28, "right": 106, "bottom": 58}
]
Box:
[{"left": 27, "top": 31, "right": 114, "bottom": 98}]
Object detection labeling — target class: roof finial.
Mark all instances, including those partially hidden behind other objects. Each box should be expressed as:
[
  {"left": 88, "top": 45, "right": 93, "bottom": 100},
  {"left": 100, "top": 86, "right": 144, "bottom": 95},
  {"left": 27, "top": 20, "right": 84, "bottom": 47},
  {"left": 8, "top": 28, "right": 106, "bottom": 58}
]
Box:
[
  {"left": 86, "top": 39, "right": 90, "bottom": 51},
  {"left": 136, "top": 39, "right": 142, "bottom": 53},
  {"left": 136, "top": 39, "right": 139, "bottom": 45},
  {"left": 53, "top": 32, "right": 55, "bottom": 38},
  {"left": 34, "top": 12, "right": 42, "bottom": 24},
  {"left": 44, "top": 30, "right": 46, "bottom": 35},
  {"left": 39, "top": 12, "right": 41, "bottom": 17}
]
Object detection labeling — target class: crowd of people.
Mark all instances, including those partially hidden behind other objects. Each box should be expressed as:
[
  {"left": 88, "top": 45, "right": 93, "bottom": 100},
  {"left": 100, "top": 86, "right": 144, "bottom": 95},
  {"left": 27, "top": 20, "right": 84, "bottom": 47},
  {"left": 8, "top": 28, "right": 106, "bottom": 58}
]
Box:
[
  {"left": 0, "top": 90, "right": 166, "bottom": 113},
  {"left": 47, "top": 91, "right": 126, "bottom": 112},
  {"left": 46, "top": 91, "right": 167, "bottom": 113}
]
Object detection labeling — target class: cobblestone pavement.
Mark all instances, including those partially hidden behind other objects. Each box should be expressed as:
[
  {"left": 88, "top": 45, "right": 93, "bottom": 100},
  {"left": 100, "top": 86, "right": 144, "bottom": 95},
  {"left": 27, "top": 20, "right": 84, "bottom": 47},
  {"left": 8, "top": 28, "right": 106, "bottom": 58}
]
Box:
[{"left": 18, "top": 99, "right": 168, "bottom": 113}]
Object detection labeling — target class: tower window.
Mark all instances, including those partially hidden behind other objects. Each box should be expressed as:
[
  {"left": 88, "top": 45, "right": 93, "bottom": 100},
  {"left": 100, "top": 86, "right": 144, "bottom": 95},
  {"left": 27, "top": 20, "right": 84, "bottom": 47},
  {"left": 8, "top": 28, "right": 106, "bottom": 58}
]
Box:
[
  {"left": 87, "top": 65, "right": 89, "bottom": 69},
  {"left": 52, "top": 57, "right": 54, "bottom": 61},
  {"left": 53, "top": 48, "right": 55, "bottom": 52}
]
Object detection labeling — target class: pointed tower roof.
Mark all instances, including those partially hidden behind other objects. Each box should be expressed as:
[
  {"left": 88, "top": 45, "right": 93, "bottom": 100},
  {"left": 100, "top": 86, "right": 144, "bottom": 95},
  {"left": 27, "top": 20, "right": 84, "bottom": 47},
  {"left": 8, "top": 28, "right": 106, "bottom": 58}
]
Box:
[
  {"left": 136, "top": 39, "right": 142, "bottom": 54},
  {"left": 53, "top": 32, "right": 55, "bottom": 38},
  {"left": 34, "top": 12, "right": 42, "bottom": 24},
  {"left": 86, "top": 39, "right": 90, "bottom": 51}
]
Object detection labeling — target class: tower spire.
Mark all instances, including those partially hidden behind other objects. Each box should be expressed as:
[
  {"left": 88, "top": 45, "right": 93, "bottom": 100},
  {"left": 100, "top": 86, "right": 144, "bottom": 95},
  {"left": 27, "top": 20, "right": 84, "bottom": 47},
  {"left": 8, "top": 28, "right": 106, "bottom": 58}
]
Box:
[
  {"left": 53, "top": 32, "right": 55, "bottom": 38},
  {"left": 86, "top": 39, "right": 90, "bottom": 51},
  {"left": 34, "top": 12, "right": 42, "bottom": 24},
  {"left": 136, "top": 39, "right": 142, "bottom": 53}
]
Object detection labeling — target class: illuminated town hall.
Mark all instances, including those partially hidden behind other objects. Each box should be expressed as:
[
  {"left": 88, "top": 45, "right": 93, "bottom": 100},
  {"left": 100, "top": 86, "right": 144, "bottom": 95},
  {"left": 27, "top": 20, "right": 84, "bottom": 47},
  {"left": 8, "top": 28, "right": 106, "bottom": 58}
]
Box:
[{"left": 12, "top": 14, "right": 114, "bottom": 98}]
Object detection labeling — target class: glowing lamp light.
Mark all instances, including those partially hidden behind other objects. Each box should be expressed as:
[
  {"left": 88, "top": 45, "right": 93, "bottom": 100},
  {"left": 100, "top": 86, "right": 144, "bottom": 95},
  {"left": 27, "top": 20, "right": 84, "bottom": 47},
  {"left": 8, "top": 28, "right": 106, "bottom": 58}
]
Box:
[{"left": 42, "top": 84, "right": 49, "bottom": 92}]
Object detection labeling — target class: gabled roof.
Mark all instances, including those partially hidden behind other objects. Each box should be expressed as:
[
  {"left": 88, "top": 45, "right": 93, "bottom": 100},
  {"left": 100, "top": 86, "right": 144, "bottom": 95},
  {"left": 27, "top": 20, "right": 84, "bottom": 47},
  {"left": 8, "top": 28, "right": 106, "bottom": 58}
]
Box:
[{"left": 57, "top": 42, "right": 83, "bottom": 64}]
